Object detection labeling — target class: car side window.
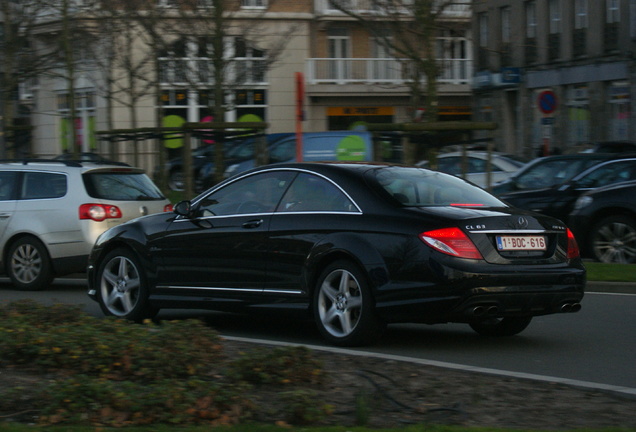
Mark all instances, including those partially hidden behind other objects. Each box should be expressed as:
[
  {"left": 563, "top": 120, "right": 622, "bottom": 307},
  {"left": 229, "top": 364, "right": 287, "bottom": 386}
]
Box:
[
  {"left": 22, "top": 172, "right": 67, "bottom": 200},
  {"left": 198, "top": 170, "right": 295, "bottom": 216},
  {"left": 0, "top": 172, "right": 18, "bottom": 201},
  {"left": 277, "top": 173, "right": 356, "bottom": 212},
  {"left": 578, "top": 161, "right": 636, "bottom": 188}
]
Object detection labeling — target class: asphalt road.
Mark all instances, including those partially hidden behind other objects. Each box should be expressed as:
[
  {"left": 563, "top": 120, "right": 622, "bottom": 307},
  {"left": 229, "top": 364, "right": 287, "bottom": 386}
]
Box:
[{"left": 2, "top": 277, "right": 635, "bottom": 396}]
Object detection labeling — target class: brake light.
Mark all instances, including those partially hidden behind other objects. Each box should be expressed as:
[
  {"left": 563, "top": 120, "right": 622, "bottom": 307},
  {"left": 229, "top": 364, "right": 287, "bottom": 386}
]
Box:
[
  {"left": 567, "top": 228, "right": 580, "bottom": 259},
  {"left": 164, "top": 204, "right": 174, "bottom": 212},
  {"left": 420, "top": 227, "right": 483, "bottom": 260},
  {"left": 79, "top": 204, "right": 122, "bottom": 222}
]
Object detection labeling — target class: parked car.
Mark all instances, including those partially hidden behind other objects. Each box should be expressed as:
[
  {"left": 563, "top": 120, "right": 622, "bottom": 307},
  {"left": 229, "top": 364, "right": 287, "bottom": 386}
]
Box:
[
  {"left": 0, "top": 160, "right": 173, "bottom": 290},
  {"left": 54, "top": 152, "right": 126, "bottom": 165},
  {"left": 492, "top": 153, "right": 621, "bottom": 195},
  {"left": 568, "top": 180, "right": 636, "bottom": 263},
  {"left": 87, "top": 162, "right": 585, "bottom": 346},
  {"left": 160, "top": 134, "right": 293, "bottom": 191},
  {"left": 222, "top": 131, "right": 374, "bottom": 180},
  {"left": 499, "top": 158, "right": 636, "bottom": 223},
  {"left": 416, "top": 151, "right": 525, "bottom": 188},
  {"left": 580, "top": 141, "right": 636, "bottom": 153}
]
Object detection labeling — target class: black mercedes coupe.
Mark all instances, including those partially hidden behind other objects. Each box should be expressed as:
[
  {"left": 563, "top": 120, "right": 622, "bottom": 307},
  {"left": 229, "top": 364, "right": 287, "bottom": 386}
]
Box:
[{"left": 87, "top": 162, "right": 585, "bottom": 346}]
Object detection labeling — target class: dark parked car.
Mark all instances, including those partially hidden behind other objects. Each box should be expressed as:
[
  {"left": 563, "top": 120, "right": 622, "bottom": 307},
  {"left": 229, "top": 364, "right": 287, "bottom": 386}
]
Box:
[
  {"left": 492, "top": 153, "right": 618, "bottom": 195},
  {"left": 569, "top": 180, "right": 636, "bottom": 263},
  {"left": 87, "top": 163, "right": 585, "bottom": 346},
  {"left": 499, "top": 158, "right": 636, "bottom": 223},
  {"left": 581, "top": 141, "right": 636, "bottom": 154},
  {"left": 156, "top": 134, "right": 290, "bottom": 192}
]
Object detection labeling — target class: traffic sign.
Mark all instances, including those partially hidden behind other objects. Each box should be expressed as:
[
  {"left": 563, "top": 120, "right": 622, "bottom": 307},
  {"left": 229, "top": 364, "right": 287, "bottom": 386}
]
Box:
[{"left": 538, "top": 90, "right": 557, "bottom": 114}]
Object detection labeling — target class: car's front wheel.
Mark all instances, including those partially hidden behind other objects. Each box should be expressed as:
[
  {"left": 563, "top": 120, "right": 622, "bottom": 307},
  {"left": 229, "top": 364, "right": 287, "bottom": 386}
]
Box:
[
  {"left": 96, "top": 248, "right": 155, "bottom": 321},
  {"left": 7, "top": 237, "right": 54, "bottom": 291},
  {"left": 313, "top": 260, "right": 385, "bottom": 347},
  {"left": 590, "top": 215, "right": 636, "bottom": 264},
  {"left": 469, "top": 316, "right": 533, "bottom": 337}
]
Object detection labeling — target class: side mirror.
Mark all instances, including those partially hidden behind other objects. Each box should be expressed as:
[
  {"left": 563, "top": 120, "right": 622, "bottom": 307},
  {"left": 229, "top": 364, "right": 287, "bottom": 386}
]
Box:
[{"left": 174, "top": 200, "right": 192, "bottom": 217}]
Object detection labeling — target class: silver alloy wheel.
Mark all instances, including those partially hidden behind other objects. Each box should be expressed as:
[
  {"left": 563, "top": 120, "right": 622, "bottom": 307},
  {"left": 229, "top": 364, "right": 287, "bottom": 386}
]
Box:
[
  {"left": 592, "top": 219, "right": 636, "bottom": 263},
  {"left": 11, "top": 243, "right": 42, "bottom": 284},
  {"left": 100, "top": 255, "right": 141, "bottom": 316},
  {"left": 316, "top": 269, "right": 363, "bottom": 338}
]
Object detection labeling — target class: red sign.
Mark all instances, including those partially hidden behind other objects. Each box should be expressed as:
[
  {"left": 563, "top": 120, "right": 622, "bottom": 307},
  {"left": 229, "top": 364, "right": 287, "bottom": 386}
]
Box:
[{"left": 538, "top": 90, "right": 557, "bottom": 114}]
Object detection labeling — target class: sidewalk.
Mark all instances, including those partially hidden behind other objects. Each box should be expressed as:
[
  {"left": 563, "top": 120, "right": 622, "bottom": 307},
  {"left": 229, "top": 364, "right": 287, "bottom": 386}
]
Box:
[{"left": 587, "top": 281, "right": 636, "bottom": 294}]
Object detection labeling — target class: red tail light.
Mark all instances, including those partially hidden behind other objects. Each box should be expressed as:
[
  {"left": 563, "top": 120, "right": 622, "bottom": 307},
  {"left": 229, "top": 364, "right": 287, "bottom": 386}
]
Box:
[
  {"left": 164, "top": 204, "right": 174, "bottom": 212},
  {"left": 79, "top": 204, "right": 122, "bottom": 222},
  {"left": 567, "top": 228, "right": 580, "bottom": 259},
  {"left": 420, "top": 227, "right": 483, "bottom": 260}
]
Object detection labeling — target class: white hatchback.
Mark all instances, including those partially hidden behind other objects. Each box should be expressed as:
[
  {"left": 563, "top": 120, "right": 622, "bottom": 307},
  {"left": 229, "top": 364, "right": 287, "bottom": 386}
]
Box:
[{"left": 0, "top": 160, "right": 172, "bottom": 290}]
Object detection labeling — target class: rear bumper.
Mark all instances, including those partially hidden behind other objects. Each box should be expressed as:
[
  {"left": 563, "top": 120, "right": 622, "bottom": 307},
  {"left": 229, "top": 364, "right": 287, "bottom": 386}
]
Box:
[{"left": 375, "top": 259, "right": 586, "bottom": 324}]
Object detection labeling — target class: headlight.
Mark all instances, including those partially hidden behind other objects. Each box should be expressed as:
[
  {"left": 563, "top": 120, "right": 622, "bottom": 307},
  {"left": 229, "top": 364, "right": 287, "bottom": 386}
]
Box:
[{"left": 573, "top": 195, "right": 593, "bottom": 211}]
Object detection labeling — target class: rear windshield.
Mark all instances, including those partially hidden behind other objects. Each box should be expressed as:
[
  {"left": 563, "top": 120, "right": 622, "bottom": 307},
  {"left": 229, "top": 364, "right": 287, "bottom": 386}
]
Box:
[
  {"left": 83, "top": 172, "right": 165, "bottom": 201},
  {"left": 368, "top": 166, "right": 506, "bottom": 207}
]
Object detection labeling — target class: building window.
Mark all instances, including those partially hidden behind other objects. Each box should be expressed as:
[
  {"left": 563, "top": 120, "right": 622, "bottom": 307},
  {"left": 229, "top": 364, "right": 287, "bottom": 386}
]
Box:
[
  {"left": 437, "top": 30, "right": 469, "bottom": 82},
  {"left": 573, "top": 0, "right": 588, "bottom": 56},
  {"left": 500, "top": 7, "right": 511, "bottom": 65},
  {"left": 241, "top": 0, "right": 267, "bottom": 8},
  {"left": 575, "top": 0, "right": 588, "bottom": 29},
  {"left": 525, "top": 1, "right": 537, "bottom": 63},
  {"left": 607, "top": 0, "right": 620, "bottom": 21},
  {"left": 478, "top": 12, "right": 488, "bottom": 67},
  {"left": 548, "top": 0, "right": 561, "bottom": 60},
  {"left": 526, "top": 1, "right": 537, "bottom": 38},
  {"left": 605, "top": 0, "right": 620, "bottom": 51},
  {"left": 57, "top": 90, "right": 97, "bottom": 153},
  {"left": 234, "top": 38, "right": 267, "bottom": 84}
]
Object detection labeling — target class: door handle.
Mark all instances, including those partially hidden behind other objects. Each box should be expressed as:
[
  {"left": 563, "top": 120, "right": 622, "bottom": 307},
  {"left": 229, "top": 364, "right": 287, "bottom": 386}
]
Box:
[
  {"left": 242, "top": 219, "right": 263, "bottom": 229},
  {"left": 0, "top": 213, "right": 10, "bottom": 219}
]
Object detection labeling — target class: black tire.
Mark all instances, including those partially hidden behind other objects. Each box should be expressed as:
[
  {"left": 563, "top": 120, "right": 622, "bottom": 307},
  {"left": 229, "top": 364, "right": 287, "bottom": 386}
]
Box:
[
  {"left": 469, "top": 316, "right": 533, "bottom": 337},
  {"left": 7, "top": 237, "right": 54, "bottom": 291},
  {"left": 96, "top": 248, "right": 155, "bottom": 321},
  {"left": 589, "top": 215, "right": 636, "bottom": 264},
  {"left": 313, "top": 260, "right": 385, "bottom": 347}
]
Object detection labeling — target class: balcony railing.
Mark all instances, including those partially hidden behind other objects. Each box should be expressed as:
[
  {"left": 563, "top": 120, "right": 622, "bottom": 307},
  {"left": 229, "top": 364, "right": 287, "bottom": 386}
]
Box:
[
  {"left": 306, "top": 57, "right": 471, "bottom": 85},
  {"left": 158, "top": 58, "right": 267, "bottom": 85},
  {"left": 315, "top": 0, "right": 470, "bottom": 18}
]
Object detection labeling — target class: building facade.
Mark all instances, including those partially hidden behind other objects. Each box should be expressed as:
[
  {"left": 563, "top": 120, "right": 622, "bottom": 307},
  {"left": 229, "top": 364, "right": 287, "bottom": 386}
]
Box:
[
  {"left": 8, "top": 0, "right": 472, "bottom": 172},
  {"left": 472, "top": 0, "right": 636, "bottom": 158}
]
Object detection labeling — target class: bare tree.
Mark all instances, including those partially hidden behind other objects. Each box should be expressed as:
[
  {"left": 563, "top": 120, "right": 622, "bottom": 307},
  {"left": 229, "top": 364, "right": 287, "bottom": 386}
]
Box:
[
  {"left": 328, "top": 0, "right": 470, "bottom": 122},
  {"left": 0, "top": 0, "right": 59, "bottom": 158},
  {"left": 327, "top": 0, "right": 470, "bottom": 163},
  {"left": 139, "top": 0, "right": 297, "bottom": 183}
]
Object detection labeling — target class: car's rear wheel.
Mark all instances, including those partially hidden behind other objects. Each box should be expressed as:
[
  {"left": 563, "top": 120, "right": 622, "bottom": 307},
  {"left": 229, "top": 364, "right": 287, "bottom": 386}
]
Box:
[
  {"left": 313, "top": 260, "right": 385, "bottom": 347},
  {"left": 469, "top": 316, "right": 533, "bottom": 337},
  {"left": 590, "top": 215, "right": 636, "bottom": 264},
  {"left": 96, "top": 248, "right": 155, "bottom": 321},
  {"left": 7, "top": 237, "right": 53, "bottom": 291}
]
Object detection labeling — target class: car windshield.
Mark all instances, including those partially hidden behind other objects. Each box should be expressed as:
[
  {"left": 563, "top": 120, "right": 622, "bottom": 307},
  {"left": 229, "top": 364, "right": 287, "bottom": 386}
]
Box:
[
  {"left": 84, "top": 172, "right": 166, "bottom": 200},
  {"left": 369, "top": 166, "right": 506, "bottom": 207},
  {"left": 513, "top": 157, "right": 609, "bottom": 190}
]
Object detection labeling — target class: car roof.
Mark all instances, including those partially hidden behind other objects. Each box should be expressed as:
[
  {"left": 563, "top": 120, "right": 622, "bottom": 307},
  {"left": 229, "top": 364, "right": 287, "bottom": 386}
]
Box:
[{"left": 0, "top": 159, "right": 143, "bottom": 173}]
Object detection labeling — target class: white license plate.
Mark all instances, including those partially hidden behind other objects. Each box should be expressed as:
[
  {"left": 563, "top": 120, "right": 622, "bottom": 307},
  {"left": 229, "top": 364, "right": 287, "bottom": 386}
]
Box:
[{"left": 496, "top": 235, "right": 547, "bottom": 251}]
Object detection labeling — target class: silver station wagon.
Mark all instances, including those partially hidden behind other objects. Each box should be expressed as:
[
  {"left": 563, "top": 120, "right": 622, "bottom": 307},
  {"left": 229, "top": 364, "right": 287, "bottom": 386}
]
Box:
[{"left": 0, "top": 160, "right": 172, "bottom": 290}]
